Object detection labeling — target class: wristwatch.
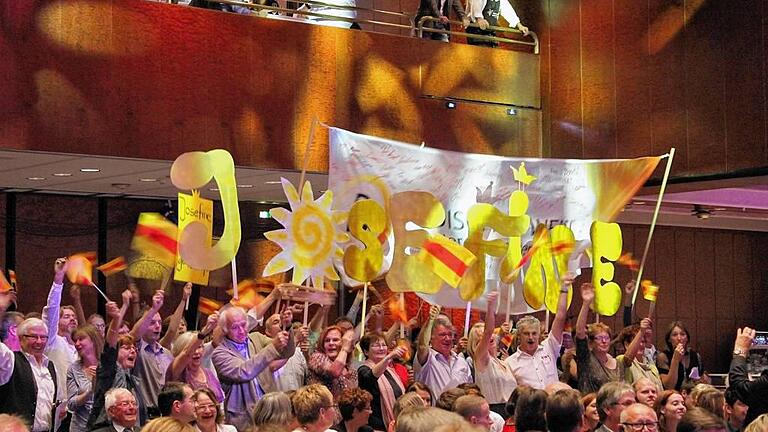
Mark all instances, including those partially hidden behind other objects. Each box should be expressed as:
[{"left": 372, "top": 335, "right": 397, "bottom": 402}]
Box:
[{"left": 733, "top": 347, "right": 746, "bottom": 357}]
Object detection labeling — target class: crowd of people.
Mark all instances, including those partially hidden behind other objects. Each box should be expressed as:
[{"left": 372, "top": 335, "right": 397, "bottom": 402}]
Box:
[
  {"left": 0, "top": 258, "right": 766, "bottom": 432},
  {"left": 155, "top": 0, "right": 529, "bottom": 45}
]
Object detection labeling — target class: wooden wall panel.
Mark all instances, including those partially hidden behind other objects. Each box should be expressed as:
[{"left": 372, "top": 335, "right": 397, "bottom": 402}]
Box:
[
  {"left": 547, "top": 0, "right": 583, "bottom": 159},
  {"left": 539, "top": 0, "right": 768, "bottom": 177},
  {"left": 619, "top": 224, "right": 768, "bottom": 373}
]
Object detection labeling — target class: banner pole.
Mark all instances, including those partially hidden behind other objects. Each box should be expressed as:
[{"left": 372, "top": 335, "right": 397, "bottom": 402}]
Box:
[
  {"left": 298, "top": 117, "right": 319, "bottom": 194},
  {"left": 463, "top": 301, "right": 471, "bottom": 338},
  {"left": 399, "top": 293, "right": 406, "bottom": 339},
  {"left": 231, "top": 260, "right": 238, "bottom": 300},
  {"left": 631, "top": 148, "right": 676, "bottom": 310},
  {"left": 361, "top": 282, "right": 369, "bottom": 336}
]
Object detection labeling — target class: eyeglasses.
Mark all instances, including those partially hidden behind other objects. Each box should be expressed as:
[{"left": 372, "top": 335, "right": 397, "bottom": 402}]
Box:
[
  {"left": 591, "top": 335, "right": 611, "bottom": 342},
  {"left": 621, "top": 422, "right": 658, "bottom": 431},
  {"left": 370, "top": 343, "right": 388, "bottom": 349},
  {"left": 196, "top": 403, "right": 217, "bottom": 411},
  {"left": 114, "top": 400, "right": 138, "bottom": 408},
  {"left": 22, "top": 334, "right": 49, "bottom": 341}
]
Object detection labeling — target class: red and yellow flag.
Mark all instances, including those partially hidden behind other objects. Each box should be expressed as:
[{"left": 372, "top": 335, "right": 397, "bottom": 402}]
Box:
[
  {"left": 641, "top": 279, "right": 659, "bottom": 302},
  {"left": 97, "top": 256, "right": 127, "bottom": 276},
  {"left": 67, "top": 253, "right": 94, "bottom": 285},
  {"left": 198, "top": 296, "right": 223, "bottom": 316},
  {"left": 131, "top": 213, "right": 178, "bottom": 267},
  {"left": 617, "top": 252, "right": 640, "bottom": 272},
  {"left": 417, "top": 234, "right": 476, "bottom": 288}
]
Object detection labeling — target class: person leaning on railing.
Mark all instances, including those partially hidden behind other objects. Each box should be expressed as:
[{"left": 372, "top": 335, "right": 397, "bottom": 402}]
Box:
[{"left": 464, "top": 0, "right": 528, "bottom": 48}]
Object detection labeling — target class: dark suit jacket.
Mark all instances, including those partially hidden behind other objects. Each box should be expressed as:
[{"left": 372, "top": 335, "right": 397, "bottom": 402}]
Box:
[
  {"left": 0, "top": 351, "right": 58, "bottom": 430},
  {"left": 89, "top": 424, "right": 119, "bottom": 432},
  {"left": 729, "top": 355, "right": 768, "bottom": 425},
  {"left": 416, "top": 0, "right": 466, "bottom": 27}
]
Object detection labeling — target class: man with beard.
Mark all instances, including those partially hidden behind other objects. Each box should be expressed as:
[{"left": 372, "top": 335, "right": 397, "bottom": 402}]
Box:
[
  {"left": 505, "top": 273, "right": 574, "bottom": 390},
  {"left": 414, "top": 305, "right": 471, "bottom": 399}
]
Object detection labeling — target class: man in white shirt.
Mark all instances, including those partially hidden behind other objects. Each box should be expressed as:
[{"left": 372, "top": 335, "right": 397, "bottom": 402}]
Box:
[
  {"left": 505, "top": 273, "right": 573, "bottom": 390},
  {"left": 414, "top": 305, "right": 471, "bottom": 398},
  {"left": 465, "top": 0, "right": 528, "bottom": 47},
  {"left": 0, "top": 317, "right": 58, "bottom": 432}
]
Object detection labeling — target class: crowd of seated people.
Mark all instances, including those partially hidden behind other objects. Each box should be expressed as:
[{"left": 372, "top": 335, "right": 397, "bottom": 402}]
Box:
[{"left": 1, "top": 257, "right": 766, "bottom": 432}]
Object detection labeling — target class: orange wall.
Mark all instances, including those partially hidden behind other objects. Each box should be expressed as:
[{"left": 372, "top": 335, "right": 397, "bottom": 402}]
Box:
[{"left": 0, "top": 0, "right": 541, "bottom": 172}]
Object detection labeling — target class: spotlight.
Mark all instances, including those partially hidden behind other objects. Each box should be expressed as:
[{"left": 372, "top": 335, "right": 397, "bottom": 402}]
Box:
[
  {"left": 445, "top": 101, "right": 456, "bottom": 109},
  {"left": 506, "top": 108, "right": 517, "bottom": 116}
]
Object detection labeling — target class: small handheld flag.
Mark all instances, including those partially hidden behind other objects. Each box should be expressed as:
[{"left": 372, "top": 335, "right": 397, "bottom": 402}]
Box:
[
  {"left": 97, "top": 256, "right": 128, "bottom": 276},
  {"left": 416, "top": 234, "right": 476, "bottom": 288}
]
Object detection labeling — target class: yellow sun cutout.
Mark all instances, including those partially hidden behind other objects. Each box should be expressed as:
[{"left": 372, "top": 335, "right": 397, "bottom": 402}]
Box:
[{"left": 262, "top": 178, "right": 348, "bottom": 289}]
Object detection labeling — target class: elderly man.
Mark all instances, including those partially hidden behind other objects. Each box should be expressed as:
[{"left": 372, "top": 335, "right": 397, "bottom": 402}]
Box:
[
  {"left": 620, "top": 403, "right": 659, "bottom": 432},
  {"left": 212, "top": 305, "right": 294, "bottom": 430},
  {"left": 414, "top": 305, "right": 471, "bottom": 399},
  {"left": 93, "top": 388, "right": 139, "bottom": 432},
  {"left": 91, "top": 388, "right": 140, "bottom": 432},
  {"left": 0, "top": 316, "right": 58, "bottom": 432},
  {"left": 596, "top": 381, "right": 636, "bottom": 432},
  {"left": 505, "top": 273, "right": 574, "bottom": 390}
]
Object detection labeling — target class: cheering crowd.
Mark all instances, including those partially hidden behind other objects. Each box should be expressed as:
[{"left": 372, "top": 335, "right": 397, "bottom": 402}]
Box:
[{"left": 0, "top": 258, "right": 766, "bottom": 432}]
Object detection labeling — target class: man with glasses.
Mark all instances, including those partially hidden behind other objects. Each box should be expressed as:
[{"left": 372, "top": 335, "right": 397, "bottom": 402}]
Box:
[
  {"left": 91, "top": 388, "right": 140, "bottom": 432},
  {"left": 620, "top": 403, "right": 659, "bottom": 432},
  {"left": 414, "top": 305, "right": 471, "bottom": 400},
  {"left": 596, "top": 382, "right": 636, "bottom": 432},
  {"left": 0, "top": 317, "right": 59, "bottom": 432}
]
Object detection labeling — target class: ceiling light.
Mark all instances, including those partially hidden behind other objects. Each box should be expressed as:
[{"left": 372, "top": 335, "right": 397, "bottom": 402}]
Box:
[
  {"left": 52, "top": 173, "right": 72, "bottom": 177},
  {"left": 265, "top": 180, "right": 282, "bottom": 185},
  {"left": 80, "top": 168, "right": 100, "bottom": 173},
  {"left": 27, "top": 176, "right": 45, "bottom": 181},
  {"left": 209, "top": 187, "right": 219, "bottom": 192},
  {"left": 506, "top": 108, "right": 517, "bottom": 116},
  {"left": 139, "top": 178, "right": 158, "bottom": 182},
  {"left": 445, "top": 101, "right": 456, "bottom": 109},
  {"left": 237, "top": 184, "right": 253, "bottom": 188}
]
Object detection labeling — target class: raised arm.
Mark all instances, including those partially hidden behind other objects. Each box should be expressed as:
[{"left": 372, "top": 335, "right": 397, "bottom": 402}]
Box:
[
  {"left": 130, "top": 290, "right": 164, "bottom": 341},
  {"left": 729, "top": 327, "right": 768, "bottom": 405},
  {"left": 370, "top": 345, "right": 406, "bottom": 378},
  {"left": 128, "top": 281, "right": 140, "bottom": 324},
  {"left": 213, "top": 329, "right": 292, "bottom": 382},
  {"left": 248, "top": 286, "right": 281, "bottom": 325},
  {"left": 622, "top": 280, "right": 635, "bottom": 327},
  {"left": 70, "top": 285, "right": 87, "bottom": 329},
  {"left": 43, "top": 257, "right": 68, "bottom": 346},
  {"left": 575, "top": 282, "right": 594, "bottom": 340},
  {"left": 0, "top": 290, "right": 16, "bottom": 386},
  {"left": 309, "top": 304, "right": 330, "bottom": 334},
  {"left": 417, "top": 305, "right": 440, "bottom": 366},
  {"left": 105, "top": 299, "right": 123, "bottom": 348},
  {"left": 169, "top": 312, "right": 218, "bottom": 380},
  {"left": 346, "top": 289, "right": 364, "bottom": 324},
  {"left": 550, "top": 272, "right": 575, "bottom": 345},
  {"left": 315, "top": 329, "right": 356, "bottom": 378},
  {"left": 622, "top": 318, "right": 651, "bottom": 366},
  {"left": 475, "top": 291, "right": 498, "bottom": 370},
  {"left": 159, "top": 283, "right": 192, "bottom": 350}
]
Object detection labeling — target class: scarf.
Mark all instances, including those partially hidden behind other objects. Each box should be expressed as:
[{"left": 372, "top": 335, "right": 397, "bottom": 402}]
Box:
[{"left": 364, "top": 359, "right": 405, "bottom": 428}]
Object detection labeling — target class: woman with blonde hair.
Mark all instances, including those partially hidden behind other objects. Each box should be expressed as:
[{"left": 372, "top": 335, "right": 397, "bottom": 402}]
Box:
[
  {"left": 291, "top": 384, "right": 338, "bottom": 432},
  {"left": 166, "top": 313, "right": 223, "bottom": 402},
  {"left": 466, "top": 291, "right": 517, "bottom": 418},
  {"left": 252, "top": 392, "right": 296, "bottom": 430},
  {"left": 67, "top": 324, "right": 104, "bottom": 432},
  {"left": 142, "top": 417, "right": 196, "bottom": 432},
  {"left": 745, "top": 414, "right": 768, "bottom": 432}
]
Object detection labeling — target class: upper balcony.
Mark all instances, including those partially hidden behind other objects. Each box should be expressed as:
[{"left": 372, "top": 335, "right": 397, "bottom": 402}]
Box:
[{"left": 0, "top": 0, "right": 543, "bottom": 172}]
